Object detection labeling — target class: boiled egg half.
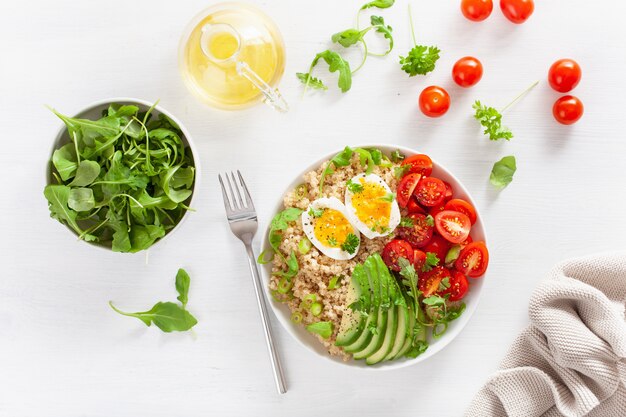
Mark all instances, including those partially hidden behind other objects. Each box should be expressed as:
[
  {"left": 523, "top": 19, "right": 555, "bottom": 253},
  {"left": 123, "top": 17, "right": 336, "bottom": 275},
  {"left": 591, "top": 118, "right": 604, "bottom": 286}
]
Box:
[
  {"left": 344, "top": 174, "right": 401, "bottom": 239},
  {"left": 301, "top": 197, "right": 361, "bottom": 260}
]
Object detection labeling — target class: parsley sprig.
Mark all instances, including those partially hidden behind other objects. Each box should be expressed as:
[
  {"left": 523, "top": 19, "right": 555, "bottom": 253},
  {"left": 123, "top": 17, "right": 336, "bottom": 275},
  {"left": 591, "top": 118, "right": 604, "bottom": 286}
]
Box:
[
  {"left": 399, "top": 4, "right": 440, "bottom": 77},
  {"left": 473, "top": 81, "right": 539, "bottom": 141},
  {"left": 340, "top": 233, "right": 360, "bottom": 254}
]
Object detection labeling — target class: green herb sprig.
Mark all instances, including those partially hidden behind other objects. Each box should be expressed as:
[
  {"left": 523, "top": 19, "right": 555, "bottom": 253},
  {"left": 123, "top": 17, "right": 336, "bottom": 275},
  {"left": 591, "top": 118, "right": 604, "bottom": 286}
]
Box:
[
  {"left": 399, "top": 4, "right": 440, "bottom": 76},
  {"left": 109, "top": 269, "right": 197, "bottom": 333}
]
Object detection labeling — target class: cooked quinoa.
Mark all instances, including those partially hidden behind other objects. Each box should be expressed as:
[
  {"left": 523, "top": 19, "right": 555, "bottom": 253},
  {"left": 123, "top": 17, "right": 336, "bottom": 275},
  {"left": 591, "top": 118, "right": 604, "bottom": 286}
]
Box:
[{"left": 269, "top": 153, "right": 400, "bottom": 360}]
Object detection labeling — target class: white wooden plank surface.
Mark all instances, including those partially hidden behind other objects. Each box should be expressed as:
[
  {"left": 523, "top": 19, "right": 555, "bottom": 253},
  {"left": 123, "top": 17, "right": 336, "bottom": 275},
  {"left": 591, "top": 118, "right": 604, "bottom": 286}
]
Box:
[{"left": 1, "top": 0, "right": 625, "bottom": 415}]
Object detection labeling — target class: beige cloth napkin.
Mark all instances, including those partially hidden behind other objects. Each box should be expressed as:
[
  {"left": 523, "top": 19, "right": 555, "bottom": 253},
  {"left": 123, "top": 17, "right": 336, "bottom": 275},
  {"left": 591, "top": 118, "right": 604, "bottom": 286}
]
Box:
[{"left": 466, "top": 252, "right": 626, "bottom": 417}]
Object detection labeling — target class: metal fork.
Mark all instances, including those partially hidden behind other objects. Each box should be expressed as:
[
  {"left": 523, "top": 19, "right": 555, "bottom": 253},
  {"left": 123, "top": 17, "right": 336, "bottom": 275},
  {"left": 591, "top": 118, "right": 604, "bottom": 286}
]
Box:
[{"left": 218, "top": 171, "right": 287, "bottom": 394}]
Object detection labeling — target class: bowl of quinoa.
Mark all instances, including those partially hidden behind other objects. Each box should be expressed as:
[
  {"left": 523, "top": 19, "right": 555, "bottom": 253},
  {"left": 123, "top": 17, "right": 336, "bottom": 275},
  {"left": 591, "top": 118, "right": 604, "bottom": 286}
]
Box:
[{"left": 260, "top": 145, "right": 489, "bottom": 369}]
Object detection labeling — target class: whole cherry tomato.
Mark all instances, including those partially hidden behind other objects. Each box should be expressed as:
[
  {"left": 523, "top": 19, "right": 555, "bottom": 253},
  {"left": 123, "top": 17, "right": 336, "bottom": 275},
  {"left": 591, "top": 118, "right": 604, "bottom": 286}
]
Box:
[
  {"left": 553, "top": 95, "right": 584, "bottom": 125},
  {"left": 452, "top": 56, "right": 483, "bottom": 88},
  {"left": 461, "top": 0, "right": 493, "bottom": 22},
  {"left": 419, "top": 86, "right": 450, "bottom": 118},
  {"left": 548, "top": 59, "right": 581, "bottom": 93},
  {"left": 500, "top": 0, "right": 534, "bottom": 24}
]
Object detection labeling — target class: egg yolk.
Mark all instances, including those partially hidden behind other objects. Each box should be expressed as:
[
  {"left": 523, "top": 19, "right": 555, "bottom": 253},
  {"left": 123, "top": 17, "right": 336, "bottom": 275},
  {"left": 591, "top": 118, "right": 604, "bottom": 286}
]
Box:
[
  {"left": 314, "top": 209, "right": 353, "bottom": 248},
  {"left": 351, "top": 180, "right": 391, "bottom": 231}
]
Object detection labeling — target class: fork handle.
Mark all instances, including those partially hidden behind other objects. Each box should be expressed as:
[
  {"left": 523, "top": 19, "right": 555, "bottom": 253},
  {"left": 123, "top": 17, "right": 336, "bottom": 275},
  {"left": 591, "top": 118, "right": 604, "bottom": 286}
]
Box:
[{"left": 244, "top": 244, "right": 287, "bottom": 394}]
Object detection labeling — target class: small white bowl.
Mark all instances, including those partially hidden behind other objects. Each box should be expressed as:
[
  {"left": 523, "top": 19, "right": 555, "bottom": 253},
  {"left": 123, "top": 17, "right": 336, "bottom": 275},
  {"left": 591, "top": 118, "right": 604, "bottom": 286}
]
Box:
[
  {"left": 45, "top": 97, "right": 200, "bottom": 252},
  {"left": 260, "top": 144, "right": 488, "bottom": 370}
]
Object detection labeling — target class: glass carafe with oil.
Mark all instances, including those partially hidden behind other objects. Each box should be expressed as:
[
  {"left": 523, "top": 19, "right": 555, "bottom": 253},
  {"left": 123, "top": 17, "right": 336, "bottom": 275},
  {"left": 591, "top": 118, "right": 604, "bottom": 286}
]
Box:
[{"left": 179, "top": 3, "right": 287, "bottom": 112}]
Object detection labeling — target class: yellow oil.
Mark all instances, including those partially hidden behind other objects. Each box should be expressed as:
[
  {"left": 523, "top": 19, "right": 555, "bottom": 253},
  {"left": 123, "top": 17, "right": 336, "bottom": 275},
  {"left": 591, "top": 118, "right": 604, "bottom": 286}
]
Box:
[{"left": 179, "top": 4, "right": 286, "bottom": 110}]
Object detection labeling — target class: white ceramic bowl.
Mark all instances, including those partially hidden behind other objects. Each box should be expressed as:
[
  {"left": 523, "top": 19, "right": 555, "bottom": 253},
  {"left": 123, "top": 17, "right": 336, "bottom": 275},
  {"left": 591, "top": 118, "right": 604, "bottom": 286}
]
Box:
[
  {"left": 260, "top": 144, "right": 487, "bottom": 370},
  {"left": 45, "top": 97, "right": 200, "bottom": 252}
]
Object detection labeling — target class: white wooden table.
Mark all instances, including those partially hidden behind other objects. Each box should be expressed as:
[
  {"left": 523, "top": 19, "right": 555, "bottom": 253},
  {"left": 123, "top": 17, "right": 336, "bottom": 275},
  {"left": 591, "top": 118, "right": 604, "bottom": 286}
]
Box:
[{"left": 1, "top": 0, "right": 624, "bottom": 415}]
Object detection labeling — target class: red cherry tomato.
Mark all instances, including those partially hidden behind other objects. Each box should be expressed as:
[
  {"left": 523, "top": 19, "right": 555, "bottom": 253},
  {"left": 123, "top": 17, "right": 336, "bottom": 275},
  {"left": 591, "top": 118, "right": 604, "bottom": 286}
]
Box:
[
  {"left": 455, "top": 241, "right": 489, "bottom": 277},
  {"left": 429, "top": 203, "right": 447, "bottom": 216},
  {"left": 461, "top": 0, "right": 493, "bottom": 21},
  {"left": 553, "top": 95, "right": 584, "bottom": 125},
  {"left": 397, "top": 173, "right": 422, "bottom": 208},
  {"left": 413, "top": 249, "right": 427, "bottom": 271},
  {"left": 443, "top": 181, "right": 454, "bottom": 202},
  {"left": 415, "top": 177, "right": 447, "bottom": 207},
  {"left": 434, "top": 210, "right": 472, "bottom": 244},
  {"left": 443, "top": 270, "right": 470, "bottom": 301},
  {"left": 548, "top": 59, "right": 582, "bottom": 93},
  {"left": 396, "top": 213, "right": 434, "bottom": 248},
  {"left": 500, "top": 0, "right": 534, "bottom": 24},
  {"left": 423, "top": 235, "right": 451, "bottom": 263},
  {"left": 401, "top": 154, "right": 433, "bottom": 177},
  {"left": 452, "top": 57, "right": 483, "bottom": 88},
  {"left": 419, "top": 267, "right": 451, "bottom": 297},
  {"left": 407, "top": 197, "right": 426, "bottom": 214},
  {"left": 382, "top": 240, "right": 414, "bottom": 272},
  {"left": 419, "top": 86, "right": 450, "bottom": 118},
  {"left": 444, "top": 198, "right": 477, "bottom": 224}
]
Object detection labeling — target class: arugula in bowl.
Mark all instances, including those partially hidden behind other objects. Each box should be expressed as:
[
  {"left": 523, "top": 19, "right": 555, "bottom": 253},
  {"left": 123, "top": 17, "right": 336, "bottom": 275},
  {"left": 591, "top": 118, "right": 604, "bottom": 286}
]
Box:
[{"left": 44, "top": 101, "right": 196, "bottom": 253}]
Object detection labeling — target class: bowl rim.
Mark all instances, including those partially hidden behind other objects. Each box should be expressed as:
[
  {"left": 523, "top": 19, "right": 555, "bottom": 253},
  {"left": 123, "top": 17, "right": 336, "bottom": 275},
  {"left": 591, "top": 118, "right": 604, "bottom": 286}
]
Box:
[
  {"left": 259, "top": 144, "right": 488, "bottom": 370},
  {"left": 45, "top": 97, "right": 201, "bottom": 253}
]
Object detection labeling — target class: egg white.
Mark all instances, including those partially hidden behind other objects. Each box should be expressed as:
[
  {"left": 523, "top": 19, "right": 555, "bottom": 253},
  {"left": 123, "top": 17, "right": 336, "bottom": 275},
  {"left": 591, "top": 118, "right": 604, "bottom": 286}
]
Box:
[
  {"left": 344, "top": 173, "right": 401, "bottom": 239},
  {"left": 301, "top": 197, "right": 361, "bottom": 260}
]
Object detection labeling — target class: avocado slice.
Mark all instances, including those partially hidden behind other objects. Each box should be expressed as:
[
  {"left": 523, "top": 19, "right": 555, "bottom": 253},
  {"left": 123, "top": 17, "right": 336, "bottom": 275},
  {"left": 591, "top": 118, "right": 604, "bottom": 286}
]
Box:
[
  {"left": 365, "top": 305, "right": 399, "bottom": 365},
  {"left": 343, "top": 308, "right": 377, "bottom": 353},
  {"left": 393, "top": 305, "right": 417, "bottom": 360},
  {"left": 352, "top": 308, "right": 388, "bottom": 360},
  {"left": 383, "top": 304, "right": 409, "bottom": 361},
  {"left": 336, "top": 268, "right": 369, "bottom": 347},
  {"left": 335, "top": 309, "right": 366, "bottom": 347}
]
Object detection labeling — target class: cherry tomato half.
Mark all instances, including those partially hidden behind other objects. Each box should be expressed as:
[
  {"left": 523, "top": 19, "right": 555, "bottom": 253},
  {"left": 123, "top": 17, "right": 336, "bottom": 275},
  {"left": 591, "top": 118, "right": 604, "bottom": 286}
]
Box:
[
  {"left": 461, "top": 0, "right": 493, "bottom": 22},
  {"left": 443, "top": 270, "right": 470, "bottom": 301},
  {"left": 500, "top": 0, "right": 534, "bottom": 24},
  {"left": 397, "top": 173, "right": 422, "bottom": 208},
  {"left": 452, "top": 57, "right": 483, "bottom": 88},
  {"left": 401, "top": 154, "right": 433, "bottom": 177},
  {"left": 553, "top": 95, "right": 584, "bottom": 125},
  {"left": 382, "top": 240, "right": 414, "bottom": 272},
  {"left": 548, "top": 59, "right": 582, "bottom": 93},
  {"left": 413, "top": 249, "right": 427, "bottom": 271},
  {"left": 434, "top": 210, "right": 471, "bottom": 244},
  {"left": 396, "top": 213, "right": 434, "bottom": 248},
  {"left": 423, "top": 235, "right": 451, "bottom": 263},
  {"left": 419, "top": 267, "right": 451, "bottom": 297},
  {"left": 443, "top": 181, "right": 454, "bottom": 202},
  {"left": 407, "top": 197, "right": 426, "bottom": 214},
  {"left": 419, "top": 86, "right": 450, "bottom": 118},
  {"left": 415, "top": 177, "right": 447, "bottom": 207},
  {"left": 455, "top": 241, "right": 489, "bottom": 277},
  {"left": 445, "top": 198, "right": 477, "bottom": 224}
]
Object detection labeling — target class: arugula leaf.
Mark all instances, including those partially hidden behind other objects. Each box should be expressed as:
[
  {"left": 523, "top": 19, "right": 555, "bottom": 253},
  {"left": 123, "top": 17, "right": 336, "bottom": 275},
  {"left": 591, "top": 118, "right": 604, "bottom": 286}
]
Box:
[
  {"left": 370, "top": 16, "right": 394, "bottom": 55},
  {"left": 304, "top": 51, "right": 352, "bottom": 93},
  {"left": 340, "top": 233, "right": 360, "bottom": 255},
  {"left": 306, "top": 321, "right": 334, "bottom": 339},
  {"left": 473, "top": 101, "right": 513, "bottom": 141},
  {"left": 296, "top": 72, "right": 327, "bottom": 90},
  {"left": 175, "top": 268, "right": 190, "bottom": 308},
  {"left": 390, "top": 149, "right": 405, "bottom": 163},
  {"left": 109, "top": 268, "right": 197, "bottom": 333},
  {"left": 422, "top": 252, "right": 439, "bottom": 272},
  {"left": 271, "top": 207, "right": 303, "bottom": 231},
  {"left": 68, "top": 188, "right": 95, "bottom": 212},
  {"left": 379, "top": 192, "right": 395, "bottom": 202},
  {"left": 332, "top": 28, "right": 367, "bottom": 47},
  {"left": 68, "top": 160, "right": 100, "bottom": 187},
  {"left": 361, "top": 0, "right": 395, "bottom": 9},
  {"left": 319, "top": 146, "right": 354, "bottom": 193},
  {"left": 490, "top": 155, "right": 517, "bottom": 189},
  {"left": 52, "top": 143, "right": 78, "bottom": 181},
  {"left": 399, "top": 45, "right": 440, "bottom": 76},
  {"left": 438, "top": 276, "right": 450, "bottom": 292},
  {"left": 109, "top": 301, "right": 197, "bottom": 332},
  {"left": 423, "top": 294, "right": 446, "bottom": 307},
  {"left": 405, "top": 340, "right": 428, "bottom": 358},
  {"left": 444, "top": 245, "right": 461, "bottom": 264},
  {"left": 43, "top": 185, "right": 81, "bottom": 235}
]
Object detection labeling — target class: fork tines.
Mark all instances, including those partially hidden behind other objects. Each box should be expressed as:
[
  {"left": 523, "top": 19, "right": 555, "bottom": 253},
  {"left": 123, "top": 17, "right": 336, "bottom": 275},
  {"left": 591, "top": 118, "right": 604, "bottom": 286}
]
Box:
[{"left": 218, "top": 170, "right": 255, "bottom": 214}]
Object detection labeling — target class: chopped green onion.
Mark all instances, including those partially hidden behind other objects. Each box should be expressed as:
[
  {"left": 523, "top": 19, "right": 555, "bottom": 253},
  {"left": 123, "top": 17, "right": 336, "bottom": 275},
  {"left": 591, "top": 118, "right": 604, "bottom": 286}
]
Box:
[
  {"left": 295, "top": 183, "right": 308, "bottom": 200},
  {"left": 291, "top": 312, "right": 303, "bottom": 323},
  {"left": 301, "top": 293, "right": 317, "bottom": 308},
  {"left": 298, "top": 237, "right": 312, "bottom": 254},
  {"left": 310, "top": 302, "right": 323, "bottom": 316},
  {"left": 328, "top": 275, "right": 342, "bottom": 290},
  {"left": 278, "top": 277, "right": 293, "bottom": 294},
  {"left": 270, "top": 290, "right": 293, "bottom": 303},
  {"left": 257, "top": 250, "right": 273, "bottom": 265}
]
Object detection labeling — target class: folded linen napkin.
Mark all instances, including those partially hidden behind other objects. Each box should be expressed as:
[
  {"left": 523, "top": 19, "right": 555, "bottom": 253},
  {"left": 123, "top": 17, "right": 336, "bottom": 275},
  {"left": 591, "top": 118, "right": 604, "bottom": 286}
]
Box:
[{"left": 466, "top": 252, "right": 626, "bottom": 417}]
